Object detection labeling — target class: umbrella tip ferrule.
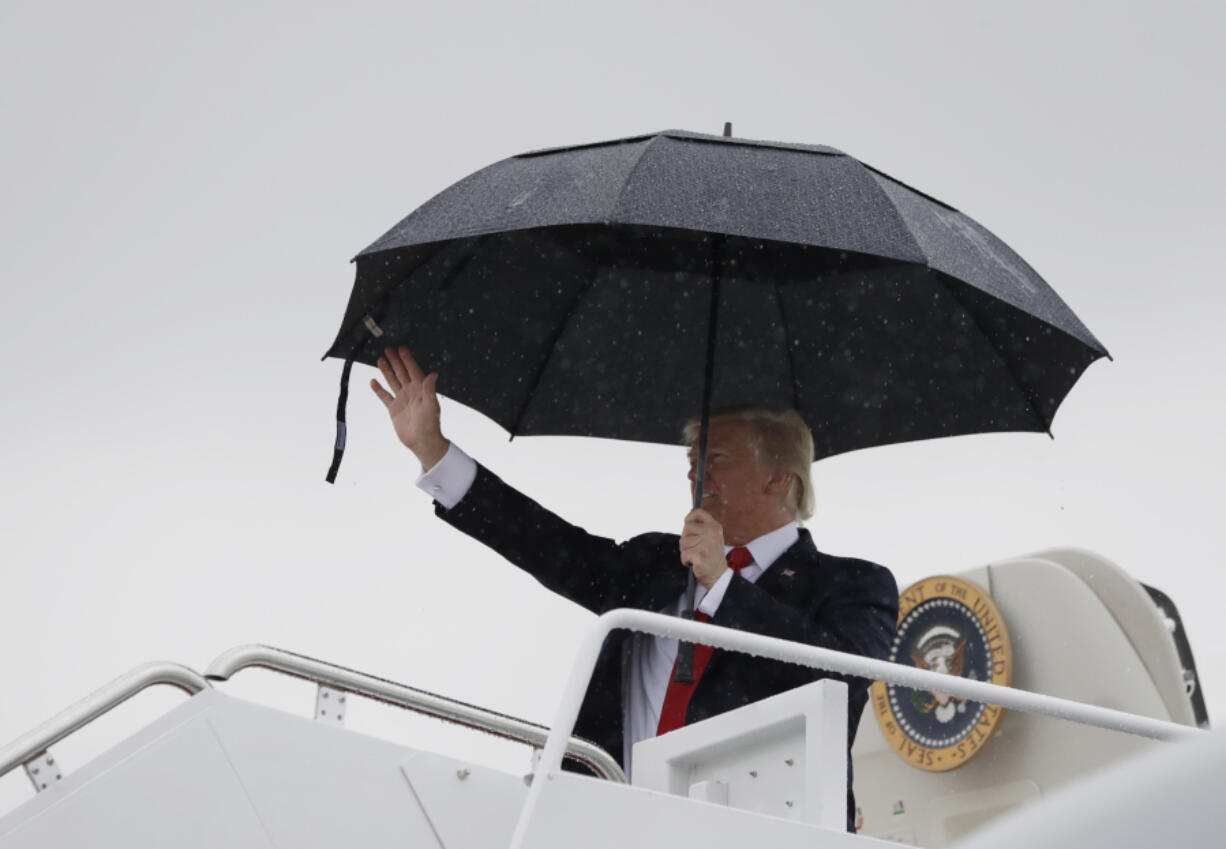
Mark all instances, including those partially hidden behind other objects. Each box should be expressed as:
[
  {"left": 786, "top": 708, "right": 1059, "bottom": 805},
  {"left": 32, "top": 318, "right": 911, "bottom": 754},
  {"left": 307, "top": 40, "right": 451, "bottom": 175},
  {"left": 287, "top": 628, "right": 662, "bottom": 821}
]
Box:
[{"left": 723, "top": 122, "right": 732, "bottom": 138}]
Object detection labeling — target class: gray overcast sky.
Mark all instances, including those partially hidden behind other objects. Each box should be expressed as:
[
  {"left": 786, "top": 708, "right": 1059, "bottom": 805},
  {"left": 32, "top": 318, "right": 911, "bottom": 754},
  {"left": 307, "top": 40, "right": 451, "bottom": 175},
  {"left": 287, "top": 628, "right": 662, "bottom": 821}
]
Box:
[{"left": 1, "top": 0, "right": 1223, "bottom": 808}]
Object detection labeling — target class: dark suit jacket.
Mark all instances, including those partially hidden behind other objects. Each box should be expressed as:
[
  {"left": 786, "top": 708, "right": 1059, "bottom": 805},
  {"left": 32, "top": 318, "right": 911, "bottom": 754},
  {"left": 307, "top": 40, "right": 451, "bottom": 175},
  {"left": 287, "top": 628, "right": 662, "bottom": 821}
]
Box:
[{"left": 437, "top": 464, "right": 898, "bottom": 831}]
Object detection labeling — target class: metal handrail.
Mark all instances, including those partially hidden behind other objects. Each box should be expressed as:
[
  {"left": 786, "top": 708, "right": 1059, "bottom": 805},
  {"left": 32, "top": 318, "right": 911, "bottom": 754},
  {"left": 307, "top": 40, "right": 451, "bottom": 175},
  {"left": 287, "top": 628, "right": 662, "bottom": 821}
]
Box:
[
  {"left": 204, "top": 644, "right": 626, "bottom": 783},
  {"left": 0, "top": 663, "right": 209, "bottom": 780},
  {"left": 508, "top": 608, "right": 1206, "bottom": 849}
]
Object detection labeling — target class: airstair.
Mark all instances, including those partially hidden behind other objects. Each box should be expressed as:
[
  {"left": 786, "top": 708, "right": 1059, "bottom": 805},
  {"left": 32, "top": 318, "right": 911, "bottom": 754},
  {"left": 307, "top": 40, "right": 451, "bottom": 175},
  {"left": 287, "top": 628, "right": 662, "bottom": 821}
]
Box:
[{"left": 0, "top": 550, "right": 1209, "bottom": 848}]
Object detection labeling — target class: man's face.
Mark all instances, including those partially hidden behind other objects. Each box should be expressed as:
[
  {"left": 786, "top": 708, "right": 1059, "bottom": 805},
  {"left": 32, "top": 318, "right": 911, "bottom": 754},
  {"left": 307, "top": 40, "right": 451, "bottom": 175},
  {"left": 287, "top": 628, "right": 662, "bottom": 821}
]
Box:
[{"left": 687, "top": 420, "right": 776, "bottom": 530}]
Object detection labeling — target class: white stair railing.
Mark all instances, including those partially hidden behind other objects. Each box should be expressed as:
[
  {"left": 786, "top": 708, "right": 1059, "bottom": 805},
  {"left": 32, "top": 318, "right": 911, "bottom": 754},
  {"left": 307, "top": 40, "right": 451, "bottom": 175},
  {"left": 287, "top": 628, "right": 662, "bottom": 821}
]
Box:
[
  {"left": 509, "top": 608, "right": 1204, "bottom": 849},
  {"left": 205, "top": 643, "right": 626, "bottom": 782},
  {"left": 0, "top": 663, "right": 209, "bottom": 791}
]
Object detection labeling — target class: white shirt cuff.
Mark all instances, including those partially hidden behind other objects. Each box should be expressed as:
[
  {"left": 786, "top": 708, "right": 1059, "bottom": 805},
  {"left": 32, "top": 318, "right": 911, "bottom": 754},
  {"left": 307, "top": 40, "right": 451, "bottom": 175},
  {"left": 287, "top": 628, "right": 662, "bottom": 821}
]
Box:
[
  {"left": 414, "top": 442, "right": 477, "bottom": 510},
  {"left": 696, "top": 568, "right": 735, "bottom": 618}
]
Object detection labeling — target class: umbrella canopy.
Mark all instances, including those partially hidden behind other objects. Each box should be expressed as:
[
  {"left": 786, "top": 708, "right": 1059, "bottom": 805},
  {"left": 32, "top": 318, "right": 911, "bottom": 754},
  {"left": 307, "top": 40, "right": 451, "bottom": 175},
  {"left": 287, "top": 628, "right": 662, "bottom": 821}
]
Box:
[{"left": 326, "top": 129, "right": 1107, "bottom": 462}]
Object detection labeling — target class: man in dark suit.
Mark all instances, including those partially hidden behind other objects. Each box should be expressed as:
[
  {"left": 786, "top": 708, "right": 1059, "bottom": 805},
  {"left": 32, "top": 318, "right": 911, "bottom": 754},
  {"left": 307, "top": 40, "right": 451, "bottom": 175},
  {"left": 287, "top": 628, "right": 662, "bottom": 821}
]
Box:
[{"left": 370, "top": 346, "right": 898, "bottom": 831}]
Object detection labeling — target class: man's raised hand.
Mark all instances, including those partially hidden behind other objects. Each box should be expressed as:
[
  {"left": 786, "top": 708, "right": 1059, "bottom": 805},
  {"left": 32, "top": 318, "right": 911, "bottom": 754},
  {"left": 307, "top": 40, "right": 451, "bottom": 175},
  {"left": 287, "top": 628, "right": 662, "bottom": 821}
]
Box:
[
  {"left": 680, "top": 508, "right": 728, "bottom": 590},
  {"left": 370, "top": 346, "right": 450, "bottom": 470}
]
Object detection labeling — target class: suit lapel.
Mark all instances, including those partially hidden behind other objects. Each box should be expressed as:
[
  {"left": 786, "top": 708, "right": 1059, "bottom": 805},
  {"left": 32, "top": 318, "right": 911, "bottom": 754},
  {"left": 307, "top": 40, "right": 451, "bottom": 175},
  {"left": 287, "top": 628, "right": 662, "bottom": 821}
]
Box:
[
  {"left": 753, "top": 528, "right": 822, "bottom": 603},
  {"left": 699, "top": 529, "right": 824, "bottom": 680}
]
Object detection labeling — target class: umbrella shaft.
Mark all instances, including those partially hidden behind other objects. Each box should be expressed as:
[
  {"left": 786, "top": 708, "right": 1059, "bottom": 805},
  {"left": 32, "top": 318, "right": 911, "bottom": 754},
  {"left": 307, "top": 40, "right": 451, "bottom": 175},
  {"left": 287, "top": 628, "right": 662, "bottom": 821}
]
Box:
[
  {"left": 691, "top": 234, "right": 724, "bottom": 511},
  {"left": 677, "top": 234, "right": 725, "bottom": 684}
]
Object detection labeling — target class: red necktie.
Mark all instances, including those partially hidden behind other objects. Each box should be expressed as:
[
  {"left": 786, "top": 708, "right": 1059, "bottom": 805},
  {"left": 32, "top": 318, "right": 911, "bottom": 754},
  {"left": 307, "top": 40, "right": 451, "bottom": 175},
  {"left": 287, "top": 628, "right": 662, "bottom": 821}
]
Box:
[{"left": 656, "top": 546, "right": 754, "bottom": 736}]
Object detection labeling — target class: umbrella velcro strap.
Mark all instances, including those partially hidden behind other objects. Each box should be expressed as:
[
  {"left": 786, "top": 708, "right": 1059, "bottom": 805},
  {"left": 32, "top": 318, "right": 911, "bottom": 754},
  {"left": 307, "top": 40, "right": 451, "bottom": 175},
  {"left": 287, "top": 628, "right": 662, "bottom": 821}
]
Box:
[{"left": 325, "top": 357, "right": 355, "bottom": 484}]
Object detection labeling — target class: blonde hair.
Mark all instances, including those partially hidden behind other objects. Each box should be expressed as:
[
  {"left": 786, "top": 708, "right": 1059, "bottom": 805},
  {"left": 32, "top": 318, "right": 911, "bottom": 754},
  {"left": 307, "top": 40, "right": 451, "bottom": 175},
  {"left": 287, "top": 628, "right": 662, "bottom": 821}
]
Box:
[{"left": 683, "top": 407, "right": 816, "bottom": 521}]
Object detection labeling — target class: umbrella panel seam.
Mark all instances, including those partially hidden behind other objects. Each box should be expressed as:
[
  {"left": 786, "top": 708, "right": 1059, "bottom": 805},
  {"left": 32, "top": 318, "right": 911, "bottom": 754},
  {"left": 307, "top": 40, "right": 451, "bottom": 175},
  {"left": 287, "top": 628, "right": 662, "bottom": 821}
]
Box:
[
  {"left": 610, "top": 135, "right": 666, "bottom": 224},
  {"left": 859, "top": 170, "right": 931, "bottom": 272},
  {"left": 859, "top": 161, "right": 961, "bottom": 215}
]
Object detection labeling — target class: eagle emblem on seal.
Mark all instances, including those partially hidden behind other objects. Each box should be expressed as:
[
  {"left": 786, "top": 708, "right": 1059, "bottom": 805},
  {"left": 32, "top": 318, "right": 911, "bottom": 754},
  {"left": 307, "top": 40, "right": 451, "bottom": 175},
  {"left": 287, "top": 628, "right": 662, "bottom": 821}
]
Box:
[{"left": 909, "top": 625, "right": 969, "bottom": 722}]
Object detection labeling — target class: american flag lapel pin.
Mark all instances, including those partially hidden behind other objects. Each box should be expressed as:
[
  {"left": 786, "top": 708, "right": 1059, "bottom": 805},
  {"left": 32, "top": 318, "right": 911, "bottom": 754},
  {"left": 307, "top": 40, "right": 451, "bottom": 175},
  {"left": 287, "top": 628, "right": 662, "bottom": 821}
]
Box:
[{"left": 781, "top": 568, "right": 796, "bottom": 577}]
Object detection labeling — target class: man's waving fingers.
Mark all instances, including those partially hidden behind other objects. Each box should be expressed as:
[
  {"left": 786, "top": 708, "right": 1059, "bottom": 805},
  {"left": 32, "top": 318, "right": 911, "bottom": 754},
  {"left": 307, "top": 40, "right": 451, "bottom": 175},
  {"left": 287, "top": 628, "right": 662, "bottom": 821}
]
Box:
[
  {"left": 370, "top": 378, "right": 395, "bottom": 408},
  {"left": 398, "top": 345, "right": 427, "bottom": 384},
  {"left": 378, "top": 352, "right": 403, "bottom": 393},
  {"left": 384, "top": 346, "right": 414, "bottom": 389},
  {"left": 421, "top": 372, "right": 440, "bottom": 403}
]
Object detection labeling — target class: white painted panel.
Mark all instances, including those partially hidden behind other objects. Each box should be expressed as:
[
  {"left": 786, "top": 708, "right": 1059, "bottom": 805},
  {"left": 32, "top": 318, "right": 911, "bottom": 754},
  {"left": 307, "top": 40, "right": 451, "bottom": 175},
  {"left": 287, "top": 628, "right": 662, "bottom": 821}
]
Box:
[
  {"left": 0, "top": 689, "right": 471, "bottom": 848},
  {"left": 0, "top": 709, "right": 274, "bottom": 848},
  {"left": 401, "top": 751, "right": 528, "bottom": 849},
  {"left": 518, "top": 772, "right": 889, "bottom": 849},
  {"left": 204, "top": 695, "right": 437, "bottom": 847},
  {"left": 954, "top": 731, "right": 1224, "bottom": 849},
  {"left": 633, "top": 679, "right": 848, "bottom": 830}
]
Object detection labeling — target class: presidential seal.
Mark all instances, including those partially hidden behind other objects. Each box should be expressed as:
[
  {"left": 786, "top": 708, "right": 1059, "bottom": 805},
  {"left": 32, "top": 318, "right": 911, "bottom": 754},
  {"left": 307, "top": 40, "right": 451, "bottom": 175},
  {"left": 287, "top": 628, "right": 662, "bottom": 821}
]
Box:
[{"left": 871, "top": 575, "right": 1012, "bottom": 772}]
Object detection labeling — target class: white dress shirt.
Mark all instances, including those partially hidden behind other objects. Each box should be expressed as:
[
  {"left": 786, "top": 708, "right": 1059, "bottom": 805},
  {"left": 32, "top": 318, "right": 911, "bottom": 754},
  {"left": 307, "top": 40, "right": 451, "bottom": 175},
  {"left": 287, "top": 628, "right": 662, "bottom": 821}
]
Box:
[{"left": 416, "top": 442, "right": 800, "bottom": 774}]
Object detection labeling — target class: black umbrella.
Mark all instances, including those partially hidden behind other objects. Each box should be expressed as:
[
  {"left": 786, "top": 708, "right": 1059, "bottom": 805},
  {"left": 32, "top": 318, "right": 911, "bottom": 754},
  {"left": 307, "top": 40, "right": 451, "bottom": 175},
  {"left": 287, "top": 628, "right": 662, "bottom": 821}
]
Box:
[{"left": 324, "top": 126, "right": 1108, "bottom": 676}]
